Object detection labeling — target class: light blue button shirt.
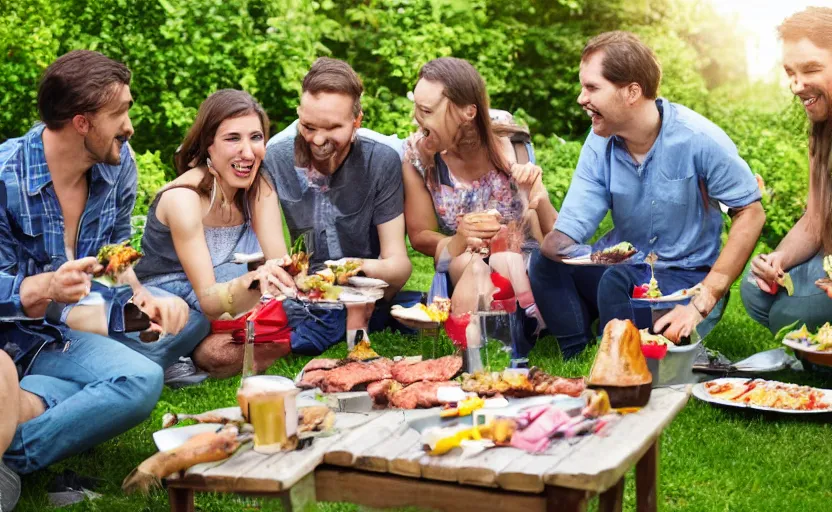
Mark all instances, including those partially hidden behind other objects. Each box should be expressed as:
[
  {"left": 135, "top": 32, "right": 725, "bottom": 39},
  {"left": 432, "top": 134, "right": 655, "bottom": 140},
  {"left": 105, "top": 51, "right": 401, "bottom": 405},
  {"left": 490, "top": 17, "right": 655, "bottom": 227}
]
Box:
[{"left": 555, "top": 98, "right": 761, "bottom": 269}]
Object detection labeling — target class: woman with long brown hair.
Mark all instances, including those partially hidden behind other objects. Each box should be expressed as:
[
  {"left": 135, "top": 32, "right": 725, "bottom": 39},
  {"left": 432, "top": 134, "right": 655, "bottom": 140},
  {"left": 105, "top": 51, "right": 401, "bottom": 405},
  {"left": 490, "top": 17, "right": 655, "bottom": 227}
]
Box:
[
  {"left": 402, "top": 57, "right": 558, "bottom": 351},
  {"left": 134, "top": 89, "right": 295, "bottom": 378},
  {"left": 742, "top": 7, "right": 832, "bottom": 344}
]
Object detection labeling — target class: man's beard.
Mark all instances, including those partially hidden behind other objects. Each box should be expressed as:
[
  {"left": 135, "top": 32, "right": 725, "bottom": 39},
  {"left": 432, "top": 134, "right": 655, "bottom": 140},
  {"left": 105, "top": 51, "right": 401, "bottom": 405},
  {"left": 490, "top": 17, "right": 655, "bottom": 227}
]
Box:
[
  {"left": 294, "top": 135, "right": 349, "bottom": 174},
  {"left": 85, "top": 133, "right": 122, "bottom": 165}
]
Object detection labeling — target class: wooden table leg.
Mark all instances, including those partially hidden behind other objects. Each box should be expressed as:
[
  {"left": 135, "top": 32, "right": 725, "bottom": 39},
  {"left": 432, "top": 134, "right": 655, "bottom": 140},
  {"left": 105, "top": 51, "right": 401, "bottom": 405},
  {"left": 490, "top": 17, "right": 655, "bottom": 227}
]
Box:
[
  {"left": 636, "top": 439, "right": 659, "bottom": 512},
  {"left": 545, "top": 486, "right": 589, "bottom": 512},
  {"left": 279, "top": 472, "right": 318, "bottom": 512},
  {"left": 168, "top": 487, "right": 195, "bottom": 512},
  {"left": 599, "top": 477, "right": 625, "bottom": 512}
]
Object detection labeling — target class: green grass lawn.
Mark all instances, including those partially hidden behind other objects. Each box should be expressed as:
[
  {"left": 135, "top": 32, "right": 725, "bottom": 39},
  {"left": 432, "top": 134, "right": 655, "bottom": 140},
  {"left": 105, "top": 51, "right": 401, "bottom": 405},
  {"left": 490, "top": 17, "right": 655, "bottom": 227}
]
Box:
[{"left": 13, "top": 249, "right": 832, "bottom": 512}]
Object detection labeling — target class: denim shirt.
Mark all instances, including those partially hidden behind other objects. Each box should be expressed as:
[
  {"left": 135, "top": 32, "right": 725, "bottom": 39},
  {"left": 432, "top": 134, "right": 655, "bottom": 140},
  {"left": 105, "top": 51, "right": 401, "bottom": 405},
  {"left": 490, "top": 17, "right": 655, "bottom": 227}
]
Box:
[
  {"left": 0, "top": 124, "right": 138, "bottom": 362},
  {"left": 555, "top": 98, "right": 761, "bottom": 270}
]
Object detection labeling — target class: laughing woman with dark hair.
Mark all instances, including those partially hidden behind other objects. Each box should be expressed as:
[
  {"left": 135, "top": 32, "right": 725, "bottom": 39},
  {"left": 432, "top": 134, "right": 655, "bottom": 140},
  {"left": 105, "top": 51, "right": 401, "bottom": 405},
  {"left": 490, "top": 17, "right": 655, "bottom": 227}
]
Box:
[{"left": 134, "top": 89, "right": 296, "bottom": 378}]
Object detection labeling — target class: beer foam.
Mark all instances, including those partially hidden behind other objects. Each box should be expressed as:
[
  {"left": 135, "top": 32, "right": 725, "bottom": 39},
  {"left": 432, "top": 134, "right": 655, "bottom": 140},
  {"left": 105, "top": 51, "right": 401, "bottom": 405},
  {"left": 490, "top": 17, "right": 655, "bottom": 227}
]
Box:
[{"left": 240, "top": 375, "right": 297, "bottom": 394}]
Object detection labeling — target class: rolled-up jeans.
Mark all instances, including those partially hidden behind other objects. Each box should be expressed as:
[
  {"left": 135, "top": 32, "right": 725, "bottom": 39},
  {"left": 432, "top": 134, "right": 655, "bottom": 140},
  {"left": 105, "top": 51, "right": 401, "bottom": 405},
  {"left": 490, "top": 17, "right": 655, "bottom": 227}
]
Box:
[
  {"left": 740, "top": 251, "right": 832, "bottom": 334},
  {"left": 3, "top": 327, "right": 164, "bottom": 474},
  {"left": 528, "top": 250, "right": 709, "bottom": 358}
]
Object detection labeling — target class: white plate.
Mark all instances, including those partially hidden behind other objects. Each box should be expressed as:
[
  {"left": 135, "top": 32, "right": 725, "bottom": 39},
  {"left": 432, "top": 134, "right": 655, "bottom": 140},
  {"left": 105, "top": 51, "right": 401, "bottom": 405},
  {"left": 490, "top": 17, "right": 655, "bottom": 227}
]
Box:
[
  {"left": 782, "top": 337, "right": 832, "bottom": 356},
  {"left": 692, "top": 377, "right": 832, "bottom": 414},
  {"left": 631, "top": 289, "right": 696, "bottom": 304},
  {"left": 560, "top": 256, "right": 598, "bottom": 266},
  {"left": 153, "top": 423, "right": 225, "bottom": 452},
  {"left": 348, "top": 276, "right": 388, "bottom": 288},
  {"left": 232, "top": 251, "right": 265, "bottom": 264},
  {"left": 561, "top": 255, "right": 634, "bottom": 266}
]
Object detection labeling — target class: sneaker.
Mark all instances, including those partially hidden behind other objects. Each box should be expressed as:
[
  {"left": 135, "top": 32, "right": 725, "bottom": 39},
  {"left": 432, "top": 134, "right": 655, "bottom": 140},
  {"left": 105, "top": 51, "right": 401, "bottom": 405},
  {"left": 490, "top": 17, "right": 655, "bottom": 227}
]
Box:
[
  {"left": 46, "top": 470, "right": 103, "bottom": 508},
  {"left": 0, "top": 459, "right": 21, "bottom": 512},
  {"left": 164, "top": 357, "right": 209, "bottom": 389}
]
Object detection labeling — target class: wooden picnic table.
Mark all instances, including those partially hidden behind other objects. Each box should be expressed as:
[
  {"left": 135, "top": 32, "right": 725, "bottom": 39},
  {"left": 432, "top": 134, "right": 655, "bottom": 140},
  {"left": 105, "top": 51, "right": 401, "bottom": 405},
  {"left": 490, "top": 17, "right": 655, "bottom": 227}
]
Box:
[{"left": 166, "top": 386, "right": 690, "bottom": 512}]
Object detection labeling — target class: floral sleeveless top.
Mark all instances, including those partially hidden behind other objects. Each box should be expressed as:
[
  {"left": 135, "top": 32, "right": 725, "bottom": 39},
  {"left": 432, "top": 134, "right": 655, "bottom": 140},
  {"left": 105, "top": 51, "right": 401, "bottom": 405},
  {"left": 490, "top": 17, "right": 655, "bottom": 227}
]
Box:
[{"left": 403, "top": 132, "right": 525, "bottom": 236}]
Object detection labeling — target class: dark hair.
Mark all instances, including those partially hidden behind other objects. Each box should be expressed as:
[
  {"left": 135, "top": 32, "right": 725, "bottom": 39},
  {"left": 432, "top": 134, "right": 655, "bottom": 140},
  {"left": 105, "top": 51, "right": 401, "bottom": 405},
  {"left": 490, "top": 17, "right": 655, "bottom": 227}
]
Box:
[
  {"left": 778, "top": 8, "right": 832, "bottom": 252},
  {"left": 417, "top": 57, "right": 509, "bottom": 181},
  {"left": 37, "top": 50, "right": 131, "bottom": 130},
  {"left": 173, "top": 89, "right": 271, "bottom": 217},
  {"left": 581, "top": 31, "right": 662, "bottom": 100},
  {"left": 302, "top": 57, "right": 363, "bottom": 117}
]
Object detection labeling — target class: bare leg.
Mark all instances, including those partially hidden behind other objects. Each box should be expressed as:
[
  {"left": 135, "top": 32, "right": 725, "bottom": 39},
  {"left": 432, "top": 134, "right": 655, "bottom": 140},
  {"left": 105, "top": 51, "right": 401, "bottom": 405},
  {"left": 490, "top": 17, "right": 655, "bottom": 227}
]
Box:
[
  {"left": 192, "top": 333, "right": 289, "bottom": 379},
  {"left": 489, "top": 251, "right": 533, "bottom": 303},
  {"left": 346, "top": 303, "right": 375, "bottom": 347},
  {"left": 1, "top": 352, "right": 44, "bottom": 452},
  {"left": 450, "top": 254, "right": 496, "bottom": 315},
  {"left": 0, "top": 351, "right": 20, "bottom": 452}
]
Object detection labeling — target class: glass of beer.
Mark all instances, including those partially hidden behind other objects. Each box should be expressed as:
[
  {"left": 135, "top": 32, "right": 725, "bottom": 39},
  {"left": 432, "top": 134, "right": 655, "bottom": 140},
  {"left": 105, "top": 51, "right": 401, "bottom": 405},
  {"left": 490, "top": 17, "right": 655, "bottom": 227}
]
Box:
[{"left": 237, "top": 376, "right": 300, "bottom": 453}]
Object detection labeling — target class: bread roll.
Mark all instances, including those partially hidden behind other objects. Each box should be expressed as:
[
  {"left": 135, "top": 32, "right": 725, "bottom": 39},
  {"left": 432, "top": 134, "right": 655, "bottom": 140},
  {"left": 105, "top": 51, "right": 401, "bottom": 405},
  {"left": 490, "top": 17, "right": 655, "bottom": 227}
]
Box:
[{"left": 589, "top": 319, "right": 652, "bottom": 387}]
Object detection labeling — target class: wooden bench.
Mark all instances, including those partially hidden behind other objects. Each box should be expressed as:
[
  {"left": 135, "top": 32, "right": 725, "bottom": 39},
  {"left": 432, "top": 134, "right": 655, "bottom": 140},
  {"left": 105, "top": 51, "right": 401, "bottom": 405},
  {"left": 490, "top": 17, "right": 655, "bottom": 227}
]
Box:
[{"left": 166, "top": 386, "right": 690, "bottom": 512}]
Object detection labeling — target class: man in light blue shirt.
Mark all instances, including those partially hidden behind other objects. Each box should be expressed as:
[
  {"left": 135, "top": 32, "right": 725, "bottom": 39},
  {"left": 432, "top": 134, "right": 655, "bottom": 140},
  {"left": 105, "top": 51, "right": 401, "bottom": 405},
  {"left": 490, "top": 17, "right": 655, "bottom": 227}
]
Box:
[{"left": 529, "top": 31, "right": 765, "bottom": 357}]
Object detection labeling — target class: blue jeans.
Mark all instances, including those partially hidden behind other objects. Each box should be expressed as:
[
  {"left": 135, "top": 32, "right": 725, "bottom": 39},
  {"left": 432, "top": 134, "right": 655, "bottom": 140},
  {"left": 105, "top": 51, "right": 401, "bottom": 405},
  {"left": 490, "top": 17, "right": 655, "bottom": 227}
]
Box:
[
  {"left": 740, "top": 251, "right": 832, "bottom": 334},
  {"left": 3, "top": 329, "right": 164, "bottom": 474},
  {"left": 285, "top": 291, "right": 422, "bottom": 356},
  {"left": 528, "top": 250, "right": 708, "bottom": 358}
]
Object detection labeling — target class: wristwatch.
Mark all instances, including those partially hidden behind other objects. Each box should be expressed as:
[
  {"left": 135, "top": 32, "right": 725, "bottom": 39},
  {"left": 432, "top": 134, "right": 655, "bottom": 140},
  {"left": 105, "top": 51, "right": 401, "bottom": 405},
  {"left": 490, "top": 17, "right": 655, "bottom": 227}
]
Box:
[{"left": 45, "top": 300, "right": 71, "bottom": 325}]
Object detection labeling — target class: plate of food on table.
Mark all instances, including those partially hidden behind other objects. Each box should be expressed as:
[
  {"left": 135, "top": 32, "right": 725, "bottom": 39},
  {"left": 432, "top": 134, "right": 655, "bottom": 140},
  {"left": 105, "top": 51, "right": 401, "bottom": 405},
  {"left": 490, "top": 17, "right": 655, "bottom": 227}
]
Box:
[
  {"left": 693, "top": 377, "right": 832, "bottom": 413},
  {"left": 389, "top": 297, "right": 451, "bottom": 330}
]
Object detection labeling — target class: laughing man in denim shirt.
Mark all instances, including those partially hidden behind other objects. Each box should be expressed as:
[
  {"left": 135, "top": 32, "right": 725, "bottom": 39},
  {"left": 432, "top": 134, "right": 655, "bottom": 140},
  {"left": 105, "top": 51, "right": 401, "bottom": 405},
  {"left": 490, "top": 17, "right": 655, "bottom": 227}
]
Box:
[
  {"left": 0, "top": 51, "right": 198, "bottom": 486},
  {"left": 528, "top": 32, "right": 765, "bottom": 358}
]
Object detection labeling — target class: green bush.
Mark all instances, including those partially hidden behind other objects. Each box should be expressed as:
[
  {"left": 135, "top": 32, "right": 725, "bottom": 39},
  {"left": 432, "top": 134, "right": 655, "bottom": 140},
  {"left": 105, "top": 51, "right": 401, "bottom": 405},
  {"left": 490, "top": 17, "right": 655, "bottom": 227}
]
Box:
[{"left": 0, "top": 0, "right": 807, "bottom": 250}]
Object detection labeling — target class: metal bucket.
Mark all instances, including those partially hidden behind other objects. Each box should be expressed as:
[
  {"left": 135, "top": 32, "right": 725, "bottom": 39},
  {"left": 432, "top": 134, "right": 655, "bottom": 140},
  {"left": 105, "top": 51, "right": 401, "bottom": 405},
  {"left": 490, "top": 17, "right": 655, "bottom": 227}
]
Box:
[{"left": 646, "top": 342, "right": 701, "bottom": 386}]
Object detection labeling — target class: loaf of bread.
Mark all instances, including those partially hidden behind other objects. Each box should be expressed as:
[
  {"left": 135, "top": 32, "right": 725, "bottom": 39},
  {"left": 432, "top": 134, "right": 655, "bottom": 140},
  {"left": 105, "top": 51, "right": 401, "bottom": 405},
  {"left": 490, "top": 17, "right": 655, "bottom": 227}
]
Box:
[{"left": 589, "top": 319, "right": 652, "bottom": 387}]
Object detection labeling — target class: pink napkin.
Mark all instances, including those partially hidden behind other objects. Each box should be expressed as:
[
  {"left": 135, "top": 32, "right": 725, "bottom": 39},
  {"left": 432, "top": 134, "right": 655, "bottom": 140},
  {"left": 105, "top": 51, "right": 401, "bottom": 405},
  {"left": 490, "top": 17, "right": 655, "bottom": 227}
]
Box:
[{"left": 510, "top": 406, "right": 571, "bottom": 453}]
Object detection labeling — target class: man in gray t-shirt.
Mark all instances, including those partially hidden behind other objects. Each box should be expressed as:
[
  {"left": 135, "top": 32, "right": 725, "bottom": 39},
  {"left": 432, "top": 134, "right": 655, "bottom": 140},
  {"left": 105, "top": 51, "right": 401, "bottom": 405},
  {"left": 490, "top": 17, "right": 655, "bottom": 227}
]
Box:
[{"left": 263, "top": 57, "right": 413, "bottom": 355}]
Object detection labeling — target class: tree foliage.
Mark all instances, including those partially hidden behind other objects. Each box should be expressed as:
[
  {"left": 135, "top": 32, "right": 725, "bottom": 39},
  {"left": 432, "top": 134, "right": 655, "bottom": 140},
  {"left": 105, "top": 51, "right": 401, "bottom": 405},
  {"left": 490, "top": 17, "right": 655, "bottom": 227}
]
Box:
[{"left": 0, "top": 0, "right": 807, "bottom": 248}]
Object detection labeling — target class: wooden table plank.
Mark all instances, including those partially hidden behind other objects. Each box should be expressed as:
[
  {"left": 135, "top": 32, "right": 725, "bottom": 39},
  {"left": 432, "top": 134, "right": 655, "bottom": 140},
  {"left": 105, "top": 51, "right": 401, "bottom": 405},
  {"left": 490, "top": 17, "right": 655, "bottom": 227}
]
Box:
[
  {"left": 315, "top": 467, "right": 547, "bottom": 512},
  {"left": 389, "top": 440, "right": 429, "bottom": 477},
  {"left": 542, "top": 386, "right": 689, "bottom": 493},
  {"left": 354, "top": 426, "right": 422, "bottom": 473},
  {"left": 455, "top": 445, "right": 529, "bottom": 488},
  {"left": 323, "top": 411, "right": 408, "bottom": 467},
  {"left": 494, "top": 436, "right": 592, "bottom": 493}
]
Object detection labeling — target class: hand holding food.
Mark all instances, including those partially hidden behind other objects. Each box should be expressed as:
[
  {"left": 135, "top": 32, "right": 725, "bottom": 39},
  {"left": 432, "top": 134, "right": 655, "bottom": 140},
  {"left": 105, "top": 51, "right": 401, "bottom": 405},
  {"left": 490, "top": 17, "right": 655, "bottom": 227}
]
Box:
[
  {"left": 325, "top": 258, "right": 364, "bottom": 285},
  {"left": 96, "top": 243, "right": 142, "bottom": 282},
  {"left": 256, "top": 258, "right": 297, "bottom": 297},
  {"left": 815, "top": 255, "right": 832, "bottom": 299},
  {"left": 750, "top": 252, "right": 786, "bottom": 295},
  {"left": 48, "top": 257, "right": 101, "bottom": 303},
  {"left": 456, "top": 210, "right": 503, "bottom": 242}
]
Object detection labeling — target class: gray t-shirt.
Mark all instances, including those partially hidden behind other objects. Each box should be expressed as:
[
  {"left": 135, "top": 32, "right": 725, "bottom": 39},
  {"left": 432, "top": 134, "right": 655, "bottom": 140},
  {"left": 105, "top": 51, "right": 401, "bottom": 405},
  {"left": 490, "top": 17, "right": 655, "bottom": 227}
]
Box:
[{"left": 264, "top": 136, "right": 404, "bottom": 264}]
